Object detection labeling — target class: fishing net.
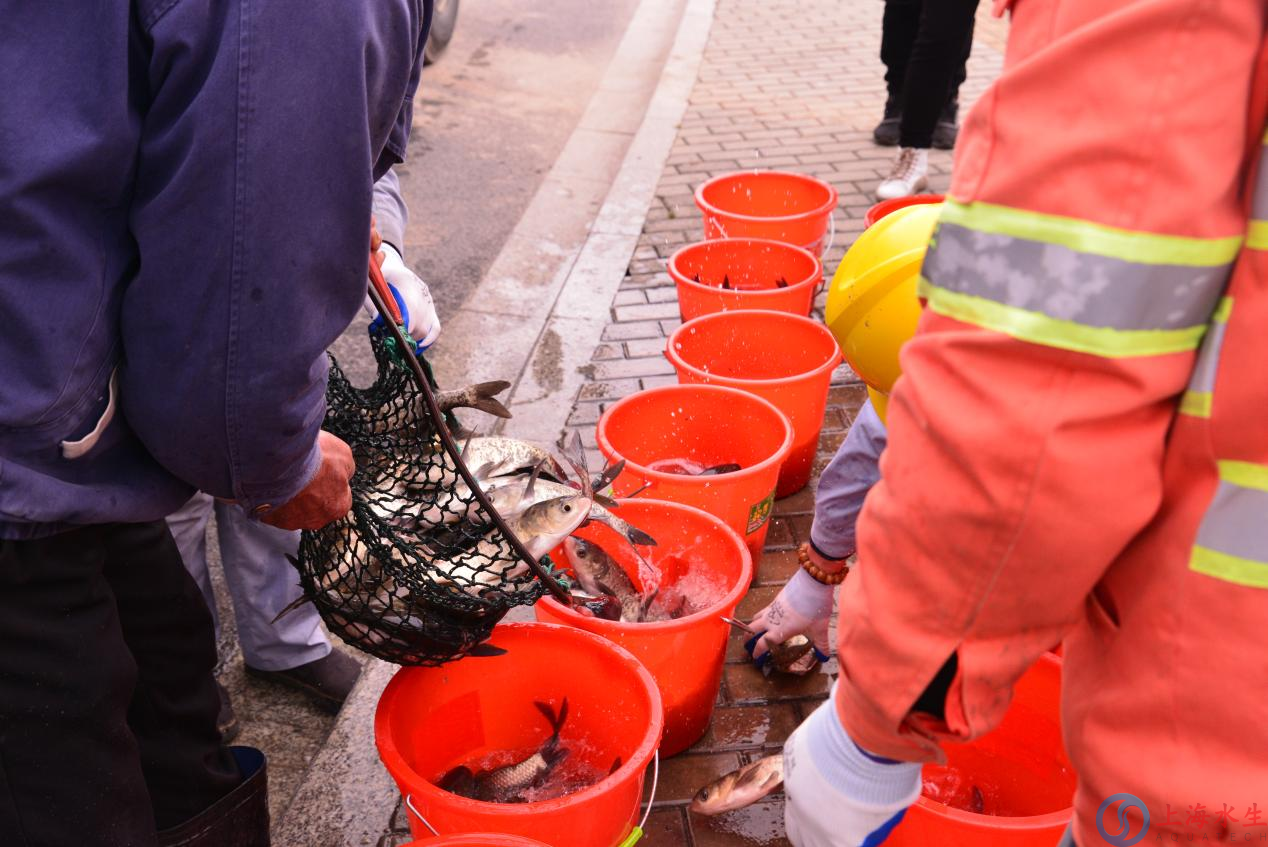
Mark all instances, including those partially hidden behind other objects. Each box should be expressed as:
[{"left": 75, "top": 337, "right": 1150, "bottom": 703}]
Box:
[{"left": 294, "top": 326, "right": 570, "bottom": 666}]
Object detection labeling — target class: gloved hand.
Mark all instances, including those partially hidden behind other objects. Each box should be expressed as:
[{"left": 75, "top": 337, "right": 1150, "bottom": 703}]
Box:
[
  {"left": 745, "top": 567, "right": 835, "bottom": 668},
  {"left": 260, "top": 431, "right": 355, "bottom": 530},
  {"left": 364, "top": 242, "right": 441, "bottom": 352},
  {"left": 784, "top": 693, "right": 922, "bottom": 847}
]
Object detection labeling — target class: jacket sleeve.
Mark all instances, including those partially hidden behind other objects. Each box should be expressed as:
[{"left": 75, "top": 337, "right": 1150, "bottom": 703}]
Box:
[
  {"left": 809, "top": 399, "right": 887, "bottom": 559},
  {"left": 119, "top": 0, "right": 425, "bottom": 511},
  {"left": 373, "top": 169, "right": 411, "bottom": 255},
  {"left": 834, "top": 0, "right": 1265, "bottom": 761}
]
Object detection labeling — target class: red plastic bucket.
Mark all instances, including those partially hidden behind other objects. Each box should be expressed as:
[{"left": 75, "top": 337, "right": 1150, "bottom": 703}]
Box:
[
  {"left": 537, "top": 499, "right": 752, "bottom": 756},
  {"left": 888, "top": 654, "right": 1074, "bottom": 846},
  {"left": 376, "top": 623, "right": 663, "bottom": 847},
  {"left": 864, "top": 194, "right": 945, "bottom": 229},
  {"left": 405, "top": 837, "right": 551, "bottom": 847},
  {"left": 666, "top": 310, "right": 842, "bottom": 497},
  {"left": 695, "top": 170, "right": 838, "bottom": 256},
  {"left": 668, "top": 238, "right": 822, "bottom": 322},
  {"left": 596, "top": 385, "right": 793, "bottom": 561}
]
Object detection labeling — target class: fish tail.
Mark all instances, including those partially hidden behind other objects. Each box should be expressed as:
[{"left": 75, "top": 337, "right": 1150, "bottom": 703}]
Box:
[
  {"left": 534, "top": 697, "right": 569, "bottom": 739},
  {"left": 469, "top": 381, "right": 513, "bottom": 418}
]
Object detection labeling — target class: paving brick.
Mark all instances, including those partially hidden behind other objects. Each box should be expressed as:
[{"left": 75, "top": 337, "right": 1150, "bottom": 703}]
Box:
[
  {"left": 602, "top": 320, "right": 663, "bottom": 341},
  {"left": 723, "top": 663, "right": 832, "bottom": 704},
  {"left": 647, "top": 752, "right": 743, "bottom": 805},
  {"left": 612, "top": 289, "right": 648, "bottom": 306},
  {"left": 590, "top": 342, "right": 625, "bottom": 361},
  {"left": 614, "top": 301, "right": 682, "bottom": 322},
  {"left": 693, "top": 704, "right": 799, "bottom": 753},
  {"left": 690, "top": 800, "right": 792, "bottom": 847},
  {"left": 590, "top": 356, "right": 676, "bottom": 380},
  {"left": 625, "top": 337, "right": 670, "bottom": 358},
  {"left": 753, "top": 549, "right": 801, "bottom": 586}
]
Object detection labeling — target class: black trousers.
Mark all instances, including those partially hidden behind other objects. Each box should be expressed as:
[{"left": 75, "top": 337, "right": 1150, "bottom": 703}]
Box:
[
  {"left": 881, "top": 0, "right": 980, "bottom": 148},
  {"left": 0, "top": 522, "right": 241, "bottom": 846}
]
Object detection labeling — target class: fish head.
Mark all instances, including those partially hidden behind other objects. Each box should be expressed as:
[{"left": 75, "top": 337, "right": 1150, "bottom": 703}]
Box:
[
  {"left": 516, "top": 495, "right": 593, "bottom": 559},
  {"left": 562, "top": 536, "right": 594, "bottom": 568},
  {"left": 690, "top": 781, "right": 723, "bottom": 814}
]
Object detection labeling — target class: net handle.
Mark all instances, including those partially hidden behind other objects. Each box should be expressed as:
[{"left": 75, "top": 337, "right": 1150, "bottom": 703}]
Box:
[{"left": 366, "top": 257, "right": 573, "bottom": 605}]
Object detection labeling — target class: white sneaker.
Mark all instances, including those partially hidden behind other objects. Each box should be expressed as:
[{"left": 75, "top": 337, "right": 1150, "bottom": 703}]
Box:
[{"left": 875, "top": 147, "right": 929, "bottom": 201}]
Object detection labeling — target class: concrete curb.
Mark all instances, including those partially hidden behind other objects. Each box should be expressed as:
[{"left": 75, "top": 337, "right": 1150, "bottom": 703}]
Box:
[
  {"left": 427, "top": 0, "right": 691, "bottom": 396},
  {"left": 494, "top": 0, "right": 719, "bottom": 445}
]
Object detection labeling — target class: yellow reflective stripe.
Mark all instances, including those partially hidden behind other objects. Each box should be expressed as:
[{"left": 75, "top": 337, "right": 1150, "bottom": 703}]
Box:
[
  {"left": 941, "top": 199, "right": 1244, "bottom": 267},
  {"left": 1219, "top": 460, "right": 1268, "bottom": 492},
  {"left": 1212, "top": 296, "right": 1233, "bottom": 324},
  {"left": 1190, "top": 546, "right": 1268, "bottom": 589},
  {"left": 919, "top": 280, "right": 1208, "bottom": 357},
  {"left": 1247, "top": 220, "right": 1268, "bottom": 251},
  {"left": 1179, "top": 391, "right": 1212, "bottom": 418}
]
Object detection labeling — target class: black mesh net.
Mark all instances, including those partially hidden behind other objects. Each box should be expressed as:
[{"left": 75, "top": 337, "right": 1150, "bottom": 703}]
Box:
[{"left": 294, "top": 333, "right": 564, "bottom": 666}]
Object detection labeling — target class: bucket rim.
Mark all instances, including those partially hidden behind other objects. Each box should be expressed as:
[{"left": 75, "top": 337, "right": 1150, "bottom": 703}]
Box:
[
  {"left": 863, "top": 193, "right": 945, "bottom": 229},
  {"left": 668, "top": 237, "right": 823, "bottom": 302},
  {"left": 694, "top": 170, "right": 839, "bottom": 225},
  {"left": 666, "top": 310, "right": 843, "bottom": 388},
  {"left": 595, "top": 384, "right": 795, "bottom": 487},
  {"left": 539, "top": 498, "right": 753, "bottom": 633},
  {"left": 374, "top": 622, "right": 664, "bottom": 819}
]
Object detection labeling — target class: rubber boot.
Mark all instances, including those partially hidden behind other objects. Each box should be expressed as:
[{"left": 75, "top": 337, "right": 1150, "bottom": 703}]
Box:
[{"left": 158, "top": 747, "right": 270, "bottom": 847}]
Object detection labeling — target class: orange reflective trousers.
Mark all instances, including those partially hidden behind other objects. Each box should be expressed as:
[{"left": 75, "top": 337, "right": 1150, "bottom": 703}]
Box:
[{"left": 834, "top": 1, "right": 1268, "bottom": 843}]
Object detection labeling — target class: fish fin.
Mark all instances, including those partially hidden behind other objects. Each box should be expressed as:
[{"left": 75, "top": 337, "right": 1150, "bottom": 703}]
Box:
[
  {"left": 521, "top": 462, "right": 544, "bottom": 502},
  {"left": 467, "top": 642, "right": 508, "bottom": 658},
  {"left": 534, "top": 698, "right": 569, "bottom": 738},
  {"left": 609, "top": 757, "right": 623, "bottom": 775},
  {"left": 460, "top": 434, "right": 473, "bottom": 461},
  {"left": 625, "top": 480, "right": 653, "bottom": 498},
  {"left": 270, "top": 593, "right": 311, "bottom": 625},
  {"left": 639, "top": 588, "right": 660, "bottom": 622},
  {"left": 468, "top": 381, "right": 513, "bottom": 418},
  {"left": 594, "top": 493, "right": 622, "bottom": 511},
  {"left": 594, "top": 458, "right": 625, "bottom": 491},
  {"left": 722, "top": 274, "right": 731, "bottom": 290},
  {"left": 700, "top": 463, "right": 742, "bottom": 476},
  {"left": 624, "top": 525, "right": 658, "bottom": 547}
]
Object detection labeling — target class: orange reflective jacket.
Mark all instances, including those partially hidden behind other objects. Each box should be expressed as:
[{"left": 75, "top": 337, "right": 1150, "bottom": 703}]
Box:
[{"left": 834, "top": 1, "right": 1268, "bottom": 843}]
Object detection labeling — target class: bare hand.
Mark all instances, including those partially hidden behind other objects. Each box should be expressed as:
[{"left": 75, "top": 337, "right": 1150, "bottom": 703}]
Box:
[{"left": 261, "top": 431, "right": 355, "bottom": 530}]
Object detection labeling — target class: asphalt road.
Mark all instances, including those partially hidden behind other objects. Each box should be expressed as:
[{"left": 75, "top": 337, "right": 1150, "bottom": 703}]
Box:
[{"left": 329, "top": 0, "right": 642, "bottom": 386}]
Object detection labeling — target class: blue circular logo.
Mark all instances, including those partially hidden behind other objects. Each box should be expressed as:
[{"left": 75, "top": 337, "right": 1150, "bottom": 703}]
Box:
[{"left": 1097, "top": 793, "right": 1151, "bottom": 847}]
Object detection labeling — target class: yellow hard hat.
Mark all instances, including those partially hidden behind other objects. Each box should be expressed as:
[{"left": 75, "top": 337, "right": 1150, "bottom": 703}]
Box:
[{"left": 824, "top": 202, "right": 942, "bottom": 422}]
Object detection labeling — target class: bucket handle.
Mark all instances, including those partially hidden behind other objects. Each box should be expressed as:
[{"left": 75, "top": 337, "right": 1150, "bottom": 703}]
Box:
[
  {"left": 402, "top": 750, "right": 660, "bottom": 844},
  {"left": 815, "top": 213, "right": 836, "bottom": 295}
]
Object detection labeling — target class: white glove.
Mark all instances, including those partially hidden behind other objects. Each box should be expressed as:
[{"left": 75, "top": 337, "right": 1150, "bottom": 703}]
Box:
[
  {"left": 365, "top": 243, "right": 441, "bottom": 352},
  {"left": 745, "top": 568, "right": 834, "bottom": 668},
  {"left": 784, "top": 693, "right": 922, "bottom": 847}
]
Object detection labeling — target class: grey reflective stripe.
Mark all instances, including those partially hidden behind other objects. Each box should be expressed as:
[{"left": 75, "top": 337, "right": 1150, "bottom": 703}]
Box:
[
  {"left": 1254, "top": 142, "right": 1268, "bottom": 221},
  {"left": 925, "top": 223, "right": 1231, "bottom": 331},
  {"left": 1195, "top": 482, "right": 1268, "bottom": 564},
  {"left": 1186, "top": 316, "right": 1228, "bottom": 395}
]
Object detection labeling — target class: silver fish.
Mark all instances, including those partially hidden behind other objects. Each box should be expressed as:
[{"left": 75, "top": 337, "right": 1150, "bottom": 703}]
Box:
[
  {"left": 462, "top": 436, "right": 569, "bottom": 482},
  {"left": 441, "top": 699, "right": 570, "bottom": 803},
  {"left": 484, "top": 476, "right": 657, "bottom": 548},
  {"left": 690, "top": 755, "right": 784, "bottom": 816},
  {"left": 766, "top": 634, "right": 819, "bottom": 676},
  {"left": 432, "top": 495, "right": 592, "bottom": 593},
  {"left": 562, "top": 537, "right": 649, "bottom": 623}
]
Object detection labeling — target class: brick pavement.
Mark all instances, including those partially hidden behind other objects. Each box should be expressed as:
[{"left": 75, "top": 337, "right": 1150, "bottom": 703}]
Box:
[{"left": 565, "top": 1, "right": 1006, "bottom": 844}]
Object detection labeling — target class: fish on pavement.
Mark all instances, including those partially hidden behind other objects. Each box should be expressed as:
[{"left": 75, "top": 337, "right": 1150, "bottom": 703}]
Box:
[
  {"left": 690, "top": 754, "right": 784, "bottom": 816},
  {"left": 440, "top": 699, "right": 570, "bottom": 803}
]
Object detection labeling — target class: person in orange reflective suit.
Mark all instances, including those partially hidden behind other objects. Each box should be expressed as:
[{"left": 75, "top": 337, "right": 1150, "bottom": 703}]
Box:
[{"left": 776, "top": 1, "right": 1268, "bottom": 844}]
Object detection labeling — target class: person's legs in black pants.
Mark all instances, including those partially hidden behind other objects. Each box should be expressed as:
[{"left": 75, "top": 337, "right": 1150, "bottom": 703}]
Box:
[
  {"left": 875, "top": 0, "right": 921, "bottom": 145},
  {"left": 877, "top": 0, "right": 980, "bottom": 199},
  {"left": 0, "top": 523, "right": 241, "bottom": 846},
  {"left": 898, "top": 0, "right": 981, "bottom": 150}
]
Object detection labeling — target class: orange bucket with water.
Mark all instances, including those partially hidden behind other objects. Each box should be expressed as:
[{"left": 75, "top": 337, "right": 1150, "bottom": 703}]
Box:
[
  {"left": 695, "top": 171, "right": 838, "bottom": 256},
  {"left": 376, "top": 623, "right": 663, "bottom": 847},
  {"left": 669, "top": 238, "right": 822, "bottom": 321},
  {"left": 666, "top": 310, "right": 842, "bottom": 497},
  {"left": 537, "top": 499, "right": 752, "bottom": 757},
  {"left": 864, "top": 194, "right": 944, "bottom": 228},
  {"left": 888, "top": 654, "right": 1074, "bottom": 846},
  {"left": 406, "top": 837, "right": 551, "bottom": 846},
  {"left": 596, "top": 385, "right": 792, "bottom": 560}
]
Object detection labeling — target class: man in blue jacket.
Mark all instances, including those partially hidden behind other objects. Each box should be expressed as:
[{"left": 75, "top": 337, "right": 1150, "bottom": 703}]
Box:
[{"left": 0, "top": 1, "right": 430, "bottom": 843}]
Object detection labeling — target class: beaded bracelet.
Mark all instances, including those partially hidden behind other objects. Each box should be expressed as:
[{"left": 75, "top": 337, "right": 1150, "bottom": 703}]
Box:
[{"left": 798, "top": 543, "right": 848, "bottom": 585}]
